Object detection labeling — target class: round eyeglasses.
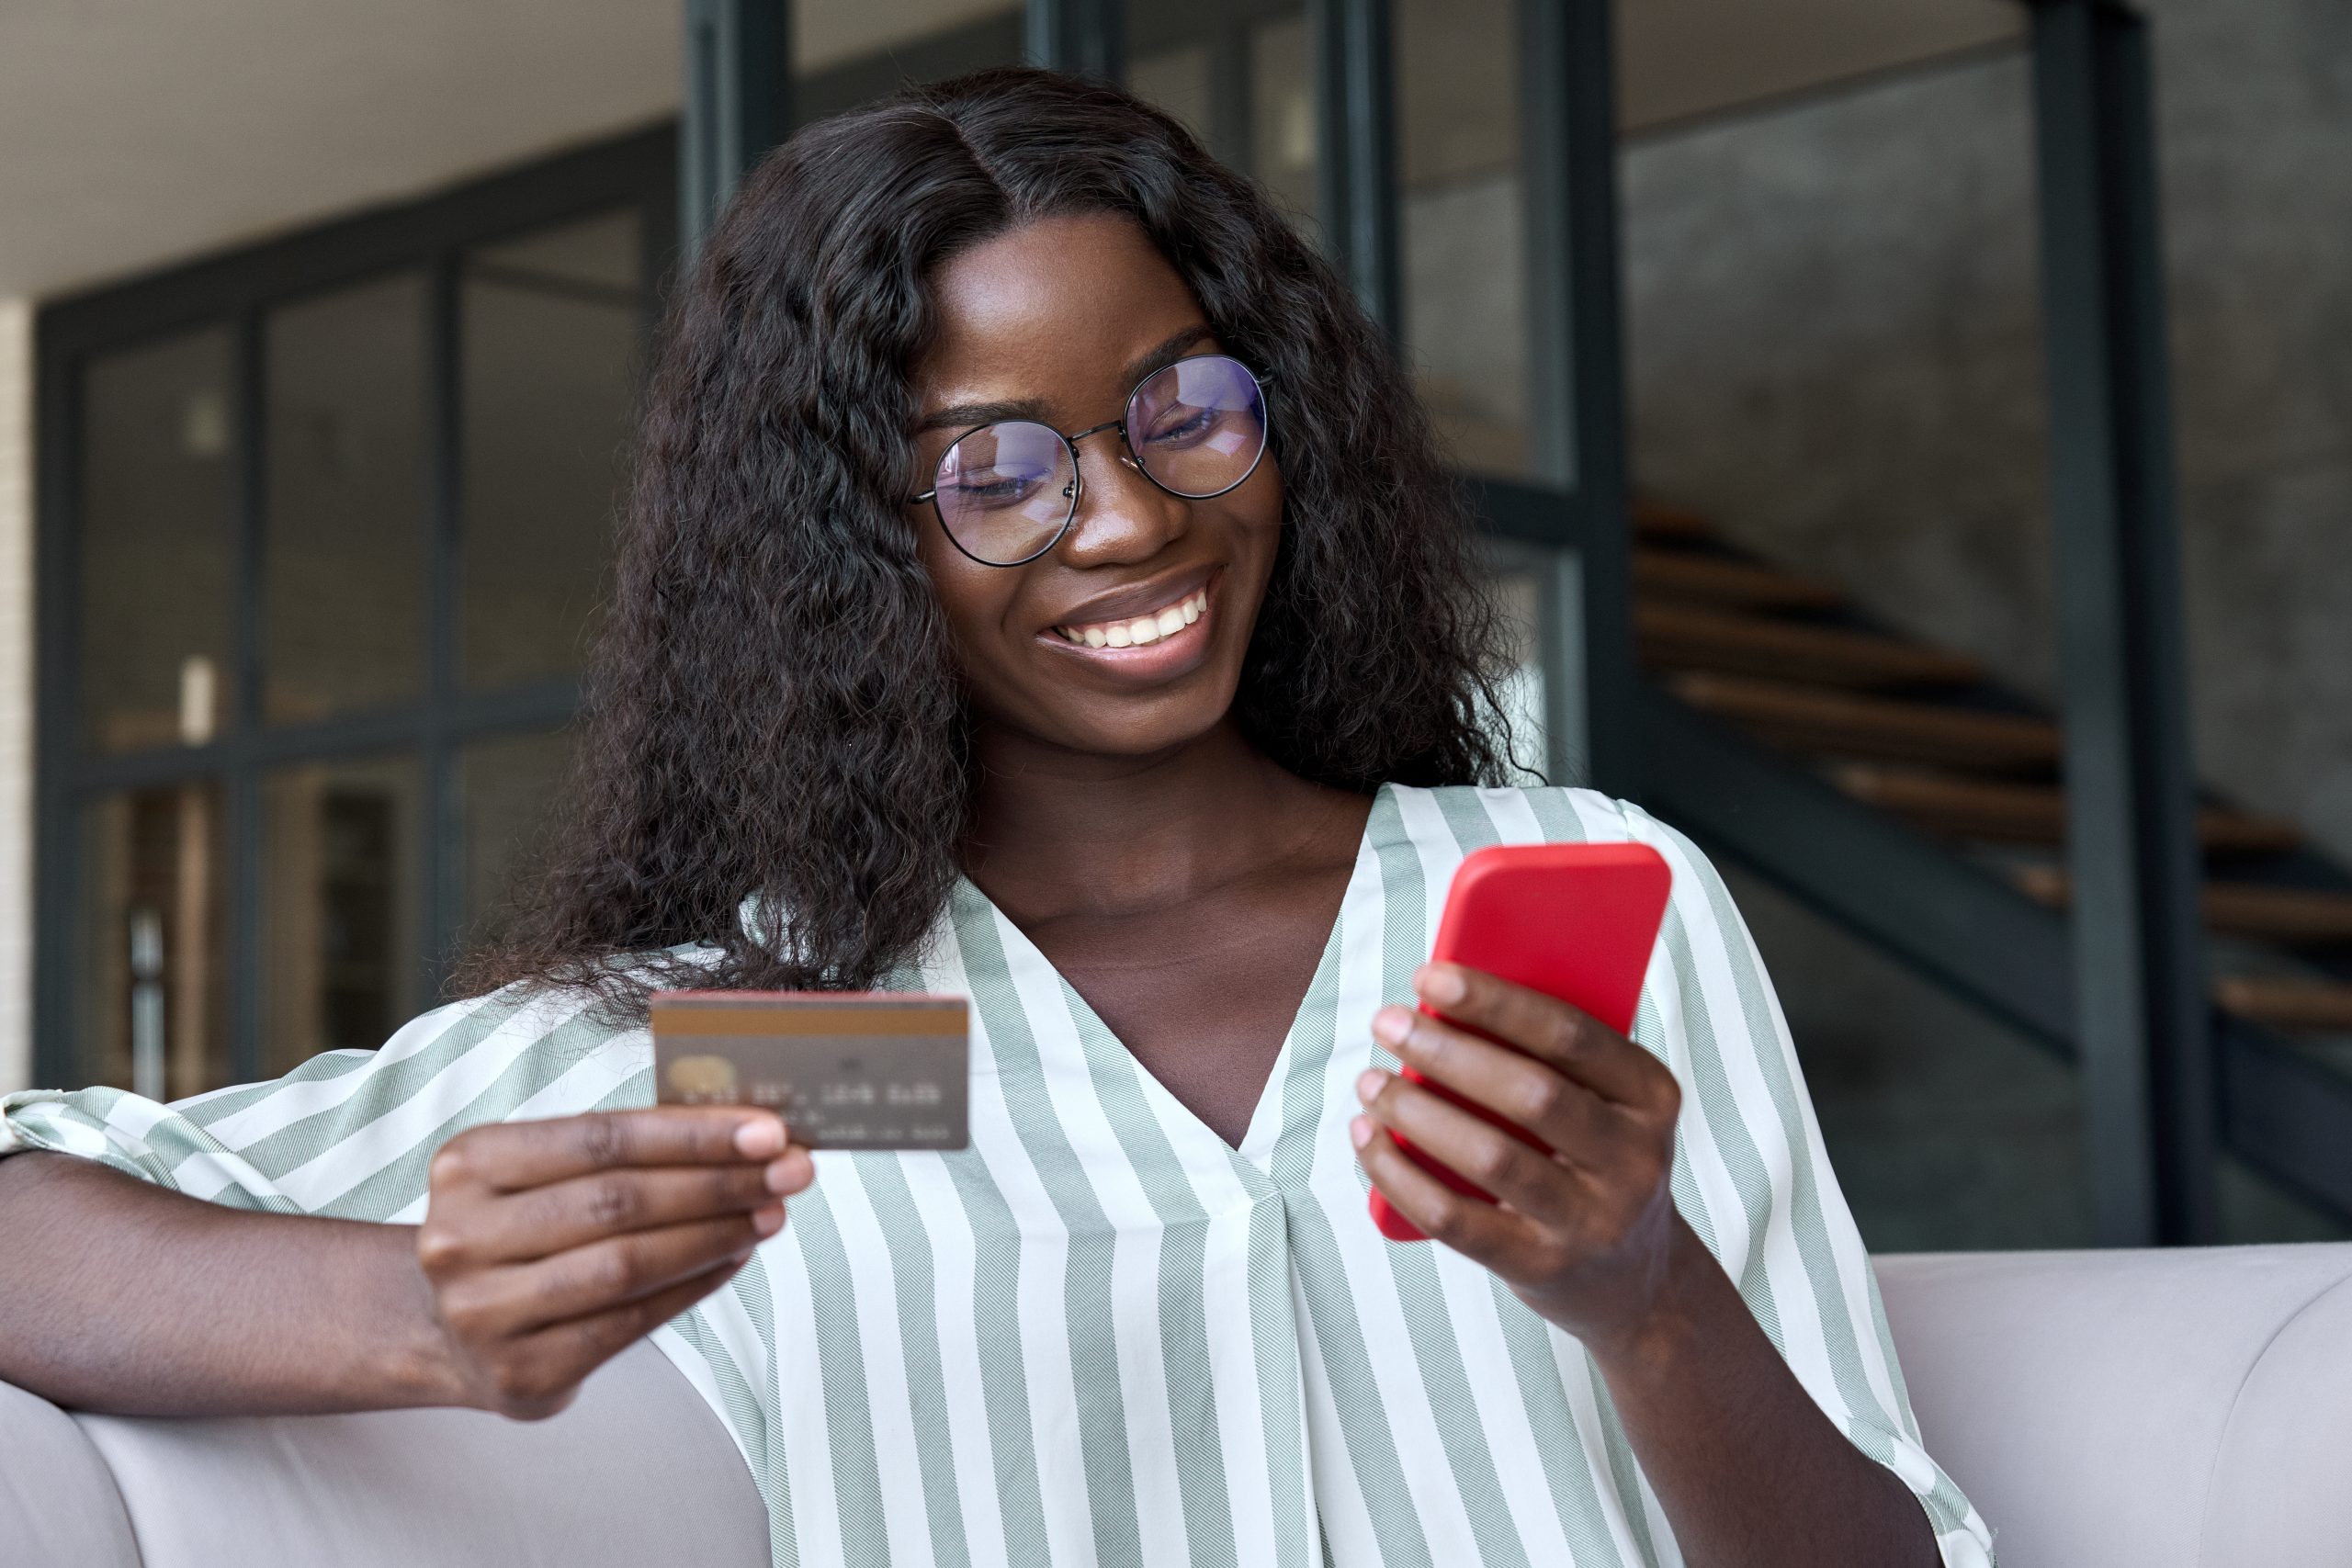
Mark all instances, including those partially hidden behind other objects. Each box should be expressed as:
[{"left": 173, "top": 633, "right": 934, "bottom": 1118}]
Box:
[{"left": 907, "top": 354, "right": 1272, "bottom": 567}]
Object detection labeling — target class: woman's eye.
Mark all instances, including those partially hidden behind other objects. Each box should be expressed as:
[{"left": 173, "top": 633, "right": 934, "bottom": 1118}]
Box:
[
  {"left": 1142, "top": 406, "right": 1221, "bottom": 447},
  {"left": 944, "top": 473, "right": 1047, "bottom": 508}
]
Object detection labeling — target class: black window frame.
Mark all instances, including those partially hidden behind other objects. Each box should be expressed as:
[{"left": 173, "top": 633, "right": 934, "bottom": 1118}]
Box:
[{"left": 33, "top": 125, "right": 677, "bottom": 1090}]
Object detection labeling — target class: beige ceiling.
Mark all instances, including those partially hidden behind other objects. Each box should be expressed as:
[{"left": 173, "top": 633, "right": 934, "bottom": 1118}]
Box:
[
  {"left": 0, "top": 1, "right": 678, "bottom": 299},
  {"left": 0, "top": 0, "right": 2023, "bottom": 302}
]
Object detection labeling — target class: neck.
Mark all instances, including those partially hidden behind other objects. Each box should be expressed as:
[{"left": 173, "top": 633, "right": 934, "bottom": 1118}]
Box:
[{"left": 962, "top": 717, "right": 1341, "bottom": 923}]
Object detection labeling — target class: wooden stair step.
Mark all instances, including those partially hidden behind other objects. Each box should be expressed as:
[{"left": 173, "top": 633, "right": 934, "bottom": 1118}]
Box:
[
  {"left": 1826, "top": 763, "right": 2303, "bottom": 853},
  {"left": 1667, "top": 672, "right": 2063, "bottom": 772},
  {"left": 2199, "top": 885, "right": 2352, "bottom": 943},
  {"left": 2011, "top": 865, "right": 2352, "bottom": 943},
  {"left": 1634, "top": 500, "right": 1714, "bottom": 541},
  {"left": 1634, "top": 548, "right": 1848, "bottom": 611},
  {"left": 2193, "top": 808, "right": 2304, "bottom": 855},
  {"left": 2215, "top": 976, "right": 2352, "bottom": 1032},
  {"left": 1639, "top": 603, "right": 1982, "bottom": 689}
]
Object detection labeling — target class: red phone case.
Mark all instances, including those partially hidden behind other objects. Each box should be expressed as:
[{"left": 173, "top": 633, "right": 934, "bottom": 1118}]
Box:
[{"left": 1369, "top": 841, "right": 1673, "bottom": 1243}]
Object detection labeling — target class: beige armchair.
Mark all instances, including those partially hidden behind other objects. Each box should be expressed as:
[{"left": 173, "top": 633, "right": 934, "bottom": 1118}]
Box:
[{"left": 6, "top": 1244, "right": 2347, "bottom": 1567}]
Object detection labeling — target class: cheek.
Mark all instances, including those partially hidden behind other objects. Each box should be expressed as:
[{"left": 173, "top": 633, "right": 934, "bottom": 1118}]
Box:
[
  {"left": 912, "top": 525, "right": 1018, "bottom": 668},
  {"left": 1241, "top": 457, "right": 1283, "bottom": 534}
]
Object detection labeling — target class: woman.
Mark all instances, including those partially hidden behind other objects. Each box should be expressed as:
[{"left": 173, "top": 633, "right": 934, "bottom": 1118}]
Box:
[{"left": 0, "top": 68, "right": 1989, "bottom": 1568}]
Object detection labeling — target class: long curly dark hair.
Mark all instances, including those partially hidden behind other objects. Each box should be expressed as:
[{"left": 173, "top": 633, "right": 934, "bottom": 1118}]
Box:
[{"left": 458, "top": 65, "right": 1519, "bottom": 1012}]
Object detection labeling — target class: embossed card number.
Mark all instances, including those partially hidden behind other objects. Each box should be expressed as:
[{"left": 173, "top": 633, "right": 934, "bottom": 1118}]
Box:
[{"left": 649, "top": 992, "right": 969, "bottom": 1151}]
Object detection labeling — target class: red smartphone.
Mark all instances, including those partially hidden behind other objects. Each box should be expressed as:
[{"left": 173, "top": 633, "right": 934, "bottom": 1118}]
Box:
[{"left": 1368, "top": 841, "right": 1674, "bottom": 1243}]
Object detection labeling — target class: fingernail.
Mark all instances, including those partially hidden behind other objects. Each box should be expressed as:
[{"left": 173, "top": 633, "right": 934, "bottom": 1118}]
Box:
[
  {"left": 735, "top": 1117, "right": 785, "bottom": 1158},
  {"left": 1371, "top": 1006, "right": 1412, "bottom": 1046},
  {"left": 1356, "top": 1067, "right": 1385, "bottom": 1105},
  {"left": 752, "top": 1201, "right": 786, "bottom": 1236},
  {"left": 1350, "top": 1115, "right": 1374, "bottom": 1150},
  {"left": 764, "top": 1156, "right": 800, "bottom": 1194},
  {"left": 1417, "top": 964, "right": 1466, "bottom": 1007}
]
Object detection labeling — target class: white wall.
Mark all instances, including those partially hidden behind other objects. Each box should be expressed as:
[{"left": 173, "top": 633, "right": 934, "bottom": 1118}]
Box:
[{"left": 0, "top": 299, "right": 31, "bottom": 1093}]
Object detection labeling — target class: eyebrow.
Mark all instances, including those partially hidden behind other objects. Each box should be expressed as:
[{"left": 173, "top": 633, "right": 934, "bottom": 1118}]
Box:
[
  {"left": 911, "top": 324, "right": 1218, "bottom": 435},
  {"left": 1119, "top": 324, "right": 1217, "bottom": 389}
]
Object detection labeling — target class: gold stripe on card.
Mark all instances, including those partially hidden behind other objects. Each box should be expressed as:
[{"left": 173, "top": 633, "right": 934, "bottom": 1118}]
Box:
[{"left": 650, "top": 1005, "right": 967, "bottom": 1038}]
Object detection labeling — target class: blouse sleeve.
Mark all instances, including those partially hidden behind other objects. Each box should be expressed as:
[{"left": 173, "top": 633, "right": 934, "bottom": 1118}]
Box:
[
  {"left": 1610, "top": 797, "right": 1996, "bottom": 1568},
  {"left": 0, "top": 985, "right": 650, "bottom": 1224}
]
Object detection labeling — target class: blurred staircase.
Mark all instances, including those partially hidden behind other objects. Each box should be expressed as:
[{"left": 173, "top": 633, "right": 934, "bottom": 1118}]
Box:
[{"left": 1624, "top": 498, "right": 2352, "bottom": 1217}]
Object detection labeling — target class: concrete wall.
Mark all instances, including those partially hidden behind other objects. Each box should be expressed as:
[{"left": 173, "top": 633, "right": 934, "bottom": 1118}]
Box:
[
  {"left": 1623, "top": 0, "right": 2352, "bottom": 863},
  {"left": 0, "top": 299, "right": 31, "bottom": 1094}
]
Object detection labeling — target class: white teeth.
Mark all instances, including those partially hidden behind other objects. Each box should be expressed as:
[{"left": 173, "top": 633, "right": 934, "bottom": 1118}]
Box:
[{"left": 1057, "top": 586, "right": 1212, "bottom": 649}]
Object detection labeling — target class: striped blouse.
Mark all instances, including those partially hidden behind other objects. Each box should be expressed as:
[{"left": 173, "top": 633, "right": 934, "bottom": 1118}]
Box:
[{"left": 3, "top": 784, "right": 1993, "bottom": 1567}]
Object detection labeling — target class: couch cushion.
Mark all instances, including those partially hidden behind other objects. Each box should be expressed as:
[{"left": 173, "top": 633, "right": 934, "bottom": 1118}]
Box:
[
  {"left": 2198, "top": 1260, "right": 2352, "bottom": 1564},
  {"left": 71, "top": 1338, "right": 768, "bottom": 1568},
  {"left": 1875, "top": 1243, "right": 2352, "bottom": 1568},
  {"left": 0, "top": 1374, "right": 142, "bottom": 1566}
]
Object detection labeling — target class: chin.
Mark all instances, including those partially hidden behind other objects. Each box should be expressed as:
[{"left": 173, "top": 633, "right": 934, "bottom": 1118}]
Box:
[{"left": 1031, "top": 682, "right": 1242, "bottom": 761}]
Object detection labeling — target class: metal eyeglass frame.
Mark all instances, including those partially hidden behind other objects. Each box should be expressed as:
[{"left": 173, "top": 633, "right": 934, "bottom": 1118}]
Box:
[{"left": 905, "top": 353, "right": 1274, "bottom": 568}]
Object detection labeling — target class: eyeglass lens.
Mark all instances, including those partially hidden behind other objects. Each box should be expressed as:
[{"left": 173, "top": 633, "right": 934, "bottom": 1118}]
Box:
[{"left": 931, "top": 355, "right": 1267, "bottom": 566}]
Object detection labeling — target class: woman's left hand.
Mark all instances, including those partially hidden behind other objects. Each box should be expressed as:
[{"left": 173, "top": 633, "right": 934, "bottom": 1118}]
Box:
[{"left": 1352, "top": 961, "right": 1687, "bottom": 1351}]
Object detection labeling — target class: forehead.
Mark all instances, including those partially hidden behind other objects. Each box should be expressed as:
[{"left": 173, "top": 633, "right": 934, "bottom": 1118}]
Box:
[{"left": 913, "top": 214, "right": 1206, "bottom": 406}]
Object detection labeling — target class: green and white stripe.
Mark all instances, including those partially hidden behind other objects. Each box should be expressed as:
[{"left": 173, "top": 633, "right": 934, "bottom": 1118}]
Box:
[{"left": 2, "top": 784, "right": 1994, "bottom": 1567}]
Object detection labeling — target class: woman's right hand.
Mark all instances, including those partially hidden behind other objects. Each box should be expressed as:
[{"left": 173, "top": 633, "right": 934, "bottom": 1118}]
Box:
[{"left": 415, "top": 1107, "right": 810, "bottom": 1419}]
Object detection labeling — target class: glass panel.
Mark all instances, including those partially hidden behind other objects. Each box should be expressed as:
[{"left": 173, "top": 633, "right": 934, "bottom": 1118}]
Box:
[
  {"left": 261, "top": 755, "right": 424, "bottom": 1076},
  {"left": 794, "top": 3, "right": 1025, "bottom": 125},
  {"left": 1250, "top": 14, "right": 1317, "bottom": 227},
  {"left": 1396, "top": 0, "right": 1530, "bottom": 476},
  {"left": 1493, "top": 570, "right": 1547, "bottom": 778},
  {"left": 1128, "top": 41, "right": 1213, "bottom": 135},
  {"left": 1127, "top": 2, "right": 1318, "bottom": 233},
  {"left": 1616, "top": 1, "right": 2026, "bottom": 135},
  {"left": 2218, "top": 1154, "right": 2352, "bottom": 1245},
  {"left": 264, "top": 273, "right": 429, "bottom": 723},
  {"left": 1621, "top": 57, "right": 2053, "bottom": 702},
  {"left": 1721, "top": 863, "right": 2097, "bottom": 1252},
  {"left": 78, "top": 328, "right": 236, "bottom": 754},
  {"left": 460, "top": 211, "right": 641, "bottom": 690},
  {"left": 457, "top": 730, "right": 578, "bottom": 948},
  {"left": 76, "top": 784, "right": 229, "bottom": 1098},
  {"left": 1485, "top": 540, "right": 1583, "bottom": 783}
]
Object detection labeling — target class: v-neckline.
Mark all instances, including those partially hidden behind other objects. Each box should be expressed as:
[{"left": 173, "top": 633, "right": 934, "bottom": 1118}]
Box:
[{"left": 950, "top": 783, "right": 1388, "bottom": 1164}]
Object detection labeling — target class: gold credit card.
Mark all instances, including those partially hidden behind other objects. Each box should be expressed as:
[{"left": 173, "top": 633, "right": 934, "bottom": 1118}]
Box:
[{"left": 649, "top": 991, "right": 969, "bottom": 1151}]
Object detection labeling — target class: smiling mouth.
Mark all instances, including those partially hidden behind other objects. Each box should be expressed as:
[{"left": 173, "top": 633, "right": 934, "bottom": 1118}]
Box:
[{"left": 1049, "top": 583, "right": 1211, "bottom": 649}]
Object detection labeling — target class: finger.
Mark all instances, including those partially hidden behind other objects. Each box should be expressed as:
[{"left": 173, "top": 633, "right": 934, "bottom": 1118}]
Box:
[
  {"left": 490, "top": 1254, "right": 752, "bottom": 1418},
  {"left": 454, "top": 1212, "right": 779, "bottom": 1337},
  {"left": 1370, "top": 1010, "right": 1633, "bottom": 1168},
  {"left": 475, "top": 1155, "right": 811, "bottom": 1261},
  {"left": 434, "top": 1107, "right": 792, "bottom": 1193},
  {"left": 1414, "top": 964, "right": 1671, "bottom": 1111},
  {"left": 1352, "top": 1118, "right": 1532, "bottom": 1271},
  {"left": 1356, "top": 1066, "right": 1587, "bottom": 1220}
]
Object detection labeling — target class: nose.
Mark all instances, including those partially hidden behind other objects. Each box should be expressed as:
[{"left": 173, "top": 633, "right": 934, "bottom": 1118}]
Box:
[{"left": 1056, "top": 425, "right": 1189, "bottom": 568}]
